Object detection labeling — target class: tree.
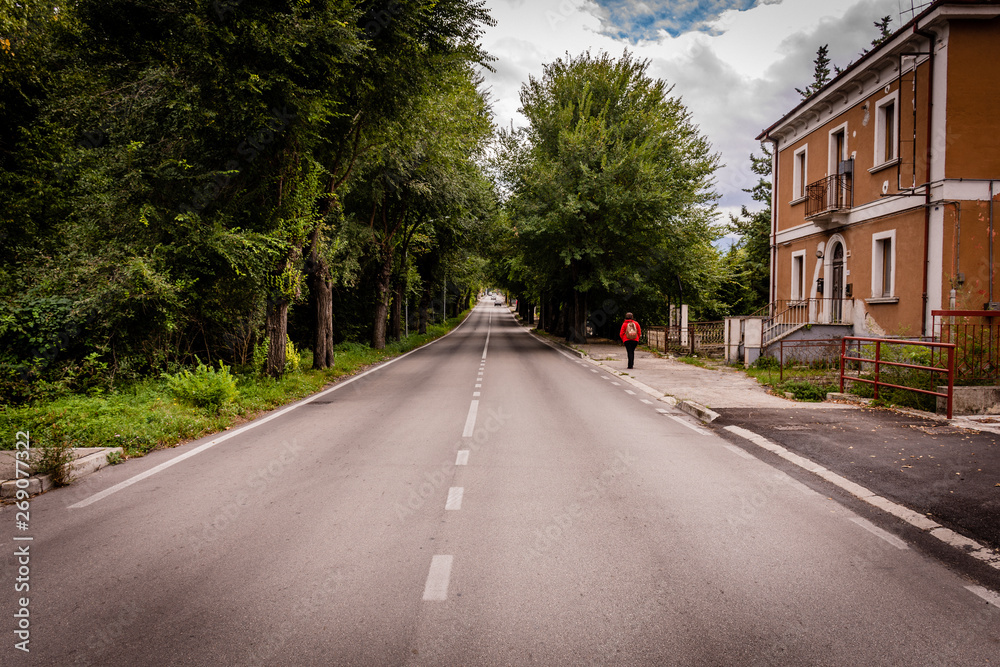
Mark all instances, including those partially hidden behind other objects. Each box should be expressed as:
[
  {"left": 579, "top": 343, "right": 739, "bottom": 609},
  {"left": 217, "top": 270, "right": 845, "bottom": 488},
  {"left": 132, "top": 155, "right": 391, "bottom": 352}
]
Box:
[
  {"left": 344, "top": 63, "right": 494, "bottom": 348},
  {"left": 720, "top": 144, "right": 772, "bottom": 315},
  {"left": 495, "top": 50, "right": 720, "bottom": 342},
  {"left": 796, "top": 44, "right": 832, "bottom": 99}
]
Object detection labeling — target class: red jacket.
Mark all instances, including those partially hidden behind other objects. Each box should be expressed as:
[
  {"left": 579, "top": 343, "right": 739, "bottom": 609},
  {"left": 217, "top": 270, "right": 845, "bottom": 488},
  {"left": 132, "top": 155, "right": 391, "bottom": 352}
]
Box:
[{"left": 620, "top": 319, "right": 641, "bottom": 342}]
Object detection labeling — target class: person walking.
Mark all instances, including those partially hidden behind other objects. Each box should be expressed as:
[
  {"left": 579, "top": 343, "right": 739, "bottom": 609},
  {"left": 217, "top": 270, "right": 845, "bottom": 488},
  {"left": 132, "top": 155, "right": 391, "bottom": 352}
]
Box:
[{"left": 619, "top": 313, "right": 641, "bottom": 369}]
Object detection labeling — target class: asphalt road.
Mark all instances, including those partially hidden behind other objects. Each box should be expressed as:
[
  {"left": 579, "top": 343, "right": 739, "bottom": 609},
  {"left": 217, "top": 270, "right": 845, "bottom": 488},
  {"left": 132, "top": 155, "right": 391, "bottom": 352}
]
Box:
[{"left": 3, "top": 303, "right": 999, "bottom": 665}]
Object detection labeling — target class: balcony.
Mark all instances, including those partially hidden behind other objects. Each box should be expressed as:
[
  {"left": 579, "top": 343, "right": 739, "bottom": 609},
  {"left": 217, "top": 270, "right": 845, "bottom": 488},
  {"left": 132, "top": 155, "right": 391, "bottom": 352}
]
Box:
[{"left": 805, "top": 172, "right": 852, "bottom": 224}]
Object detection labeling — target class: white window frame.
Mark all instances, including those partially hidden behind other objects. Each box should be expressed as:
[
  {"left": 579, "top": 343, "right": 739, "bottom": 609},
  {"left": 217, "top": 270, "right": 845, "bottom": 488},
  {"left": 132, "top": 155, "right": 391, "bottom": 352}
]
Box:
[
  {"left": 874, "top": 91, "right": 900, "bottom": 166},
  {"left": 791, "top": 250, "right": 806, "bottom": 301},
  {"left": 828, "top": 122, "right": 849, "bottom": 175},
  {"left": 871, "top": 230, "right": 896, "bottom": 298},
  {"left": 792, "top": 146, "right": 808, "bottom": 203}
]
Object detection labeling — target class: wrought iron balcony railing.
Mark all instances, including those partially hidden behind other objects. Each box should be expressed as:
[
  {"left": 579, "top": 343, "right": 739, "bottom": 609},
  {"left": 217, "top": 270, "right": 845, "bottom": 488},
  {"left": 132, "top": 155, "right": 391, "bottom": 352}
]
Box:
[{"left": 805, "top": 173, "right": 852, "bottom": 219}]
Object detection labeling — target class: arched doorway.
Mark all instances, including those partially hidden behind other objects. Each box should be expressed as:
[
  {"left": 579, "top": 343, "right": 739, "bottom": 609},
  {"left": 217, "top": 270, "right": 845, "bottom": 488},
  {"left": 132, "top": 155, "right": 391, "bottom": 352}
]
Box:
[{"left": 831, "top": 242, "right": 845, "bottom": 323}]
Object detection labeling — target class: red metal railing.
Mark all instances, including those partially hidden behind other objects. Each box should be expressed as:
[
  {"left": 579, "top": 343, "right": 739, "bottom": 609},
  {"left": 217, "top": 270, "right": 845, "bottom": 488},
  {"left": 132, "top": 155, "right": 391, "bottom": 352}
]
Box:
[{"left": 839, "top": 337, "right": 956, "bottom": 418}]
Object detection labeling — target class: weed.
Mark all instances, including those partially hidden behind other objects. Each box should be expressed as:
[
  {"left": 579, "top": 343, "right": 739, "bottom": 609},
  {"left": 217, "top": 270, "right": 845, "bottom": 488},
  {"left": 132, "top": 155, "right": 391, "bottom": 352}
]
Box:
[{"left": 29, "top": 439, "right": 75, "bottom": 486}]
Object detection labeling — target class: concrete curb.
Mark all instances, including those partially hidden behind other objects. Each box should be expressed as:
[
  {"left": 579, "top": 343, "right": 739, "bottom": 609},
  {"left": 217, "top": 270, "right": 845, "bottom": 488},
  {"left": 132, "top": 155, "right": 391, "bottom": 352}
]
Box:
[
  {"left": 1, "top": 447, "right": 122, "bottom": 499},
  {"left": 677, "top": 400, "right": 721, "bottom": 423}
]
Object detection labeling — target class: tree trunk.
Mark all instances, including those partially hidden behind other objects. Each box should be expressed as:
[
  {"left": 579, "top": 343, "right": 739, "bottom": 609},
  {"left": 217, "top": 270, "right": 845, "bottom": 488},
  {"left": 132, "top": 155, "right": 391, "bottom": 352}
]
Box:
[
  {"left": 311, "top": 262, "right": 335, "bottom": 370},
  {"left": 418, "top": 290, "right": 430, "bottom": 334},
  {"left": 371, "top": 246, "right": 393, "bottom": 349},
  {"left": 390, "top": 276, "right": 402, "bottom": 342},
  {"left": 265, "top": 297, "right": 288, "bottom": 378},
  {"left": 567, "top": 289, "right": 587, "bottom": 343}
]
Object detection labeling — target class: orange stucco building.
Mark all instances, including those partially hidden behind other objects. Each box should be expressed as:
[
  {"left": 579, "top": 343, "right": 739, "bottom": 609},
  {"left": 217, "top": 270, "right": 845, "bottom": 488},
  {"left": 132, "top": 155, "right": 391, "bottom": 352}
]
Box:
[{"left": 756, "top": 0, "right": 1000, "bottom": 345}]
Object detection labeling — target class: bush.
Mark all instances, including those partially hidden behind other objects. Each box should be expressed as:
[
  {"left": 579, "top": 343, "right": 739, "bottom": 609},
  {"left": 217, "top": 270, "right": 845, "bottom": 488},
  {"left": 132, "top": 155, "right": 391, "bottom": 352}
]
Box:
[
  {"left": 780, "top": 380, "right": 834, "bottom": 402},
  {"left": 163, "top": 358, "right": 238, "bottom": 412},
  {"left": 29, "top": 439, "right": 75, "bottom": 487},
  {"left": 753, "top": 355, "right": 780, "bottom": 369}
]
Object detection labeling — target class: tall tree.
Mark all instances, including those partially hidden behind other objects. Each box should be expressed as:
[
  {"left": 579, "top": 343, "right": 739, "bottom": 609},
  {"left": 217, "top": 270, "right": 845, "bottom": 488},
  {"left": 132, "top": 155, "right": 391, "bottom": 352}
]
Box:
[
  {"left": 796, "top": 44, "right": 832, "bottom": 99},
  {"left": 720, "top": 144, "right": 772, "bottom": 315},
  {"left": 495, "top": 51, "right": 720, "bottom": 342}
]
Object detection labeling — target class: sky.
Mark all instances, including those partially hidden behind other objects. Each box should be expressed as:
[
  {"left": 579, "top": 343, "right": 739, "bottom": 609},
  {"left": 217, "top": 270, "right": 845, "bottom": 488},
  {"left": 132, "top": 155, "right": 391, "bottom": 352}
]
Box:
[{"left": 479, "top": 0, "right": 917, "bottom": 240}]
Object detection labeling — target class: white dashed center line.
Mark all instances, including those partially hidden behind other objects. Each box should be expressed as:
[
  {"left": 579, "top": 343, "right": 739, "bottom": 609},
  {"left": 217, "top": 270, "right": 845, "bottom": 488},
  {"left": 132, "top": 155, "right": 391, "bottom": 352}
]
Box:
[
  {"left": 423, "top": 555, "right": 453, "bottom": 601},
  {"left": 456, "top": 450, "right": 469, "bottom": 465},
  {"left": 446, "top": 487, "right": 464, "bottom": 510},
  {"left": 463, "top": 400, "right": 479, "bottom": 437},
  {"left": 624, "top": 389, "right": 636, "bottom": 395}
]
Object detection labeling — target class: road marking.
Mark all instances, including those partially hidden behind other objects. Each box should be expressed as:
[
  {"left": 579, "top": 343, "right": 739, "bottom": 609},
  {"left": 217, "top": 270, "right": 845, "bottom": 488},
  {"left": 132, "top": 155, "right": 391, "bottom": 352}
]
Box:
[
  {"left": 600, "top": 376, "right": 610, "bottom": 380},
  {"left": 473, "top": 392, "right": 481, "bottom": 397},
  {"left": 723, "top": 424, "right": 1000, "bottom": 570},
  {"left": 849, "top": 517, "right": 909, "bottom": 550},
  {"left": 423, "top": 555, "right": 453, "bottom": 601},
  {"left": 475, "top": 383, "right": 482, "bottom": 388},
  {"left": 669, "top": 415, "right": 710, "bottom": 435},
  {"left": 68, "top": 308, "right": 482, "bottom": 509},
  {"left": 656, "top": 408, "right": 669, "bottom": 414},
  {"left": 640, "top": 399, "right": 653, "bottom": 405},
  {"left": 462, "top": 400, "right": 479, "bottom": 437},
  {"left": 965, "top": 585, "right": 1000, "bottom": 607},
  {"left": 446, "top": 487, "right": 464, "bottom": 510},
  {"left": 590, "top": 369, "right": 599, "bottom": 373},
  {"left": 624, "top": 389, "right": 636, "bottom": 395},
  {"left": 456, "top": 450, "right": 469, "bottom": 465},
  {"left": 724, "top": 444, "right": 756, "bottom": 460},
  {"left": 611, "top": 382, "right": 621, "bottom": 386},
  {"left": 482, "top": 313, "right": 491, "bottom": 359}
]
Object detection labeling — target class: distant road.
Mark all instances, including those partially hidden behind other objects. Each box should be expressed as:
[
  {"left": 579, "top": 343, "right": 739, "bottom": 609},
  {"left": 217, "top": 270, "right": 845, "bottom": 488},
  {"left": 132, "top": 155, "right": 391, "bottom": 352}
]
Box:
[{"left": 4, "top": 302, "right": 998, "bottom": 665}]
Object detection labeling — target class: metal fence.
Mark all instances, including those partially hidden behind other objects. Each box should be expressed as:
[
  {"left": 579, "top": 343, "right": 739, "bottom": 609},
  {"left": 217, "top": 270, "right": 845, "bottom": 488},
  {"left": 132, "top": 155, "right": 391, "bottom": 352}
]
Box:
[
  {"left": 840, "top": 336, "right": 955, "bottom": 418},
  {"left": 645, "top": 322, "right": 725, "bottom": 357},
  {"left": 931, "top": 310, "right": 1000, "bottom": 383}
]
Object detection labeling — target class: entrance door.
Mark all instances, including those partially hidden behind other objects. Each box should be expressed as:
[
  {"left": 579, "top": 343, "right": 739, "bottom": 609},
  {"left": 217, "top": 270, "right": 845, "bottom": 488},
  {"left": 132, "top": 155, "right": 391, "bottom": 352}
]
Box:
[{"left": 831, "top": 243, "right": 844, "bottom": 323}]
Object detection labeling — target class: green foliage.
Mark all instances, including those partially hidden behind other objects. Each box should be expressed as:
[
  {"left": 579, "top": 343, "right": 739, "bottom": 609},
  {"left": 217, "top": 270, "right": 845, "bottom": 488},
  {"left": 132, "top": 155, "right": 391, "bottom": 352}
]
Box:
[
  {"left": 29, "top": 438, "right": 76, "bottom": 487},
  {"left": 796, "top": 44, "right": 832, "bottom": 99},
  {"left": 493, "top": 50, "right": 721, "bottom": 337},
  {"left": 163, "top": 359, "right": 239, "bottom": 413},
  {"left": 719, "top": 144, "right": 772, "bottom": 316},
  {"left": 779, "top": 380, "right": 834, "bottom": 402}
]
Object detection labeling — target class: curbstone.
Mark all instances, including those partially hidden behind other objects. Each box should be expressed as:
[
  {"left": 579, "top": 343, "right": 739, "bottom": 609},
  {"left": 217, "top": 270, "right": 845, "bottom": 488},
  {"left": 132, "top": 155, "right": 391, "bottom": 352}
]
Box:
[{"left": 678, "top": 400, "right": 720, "bottom": 424}]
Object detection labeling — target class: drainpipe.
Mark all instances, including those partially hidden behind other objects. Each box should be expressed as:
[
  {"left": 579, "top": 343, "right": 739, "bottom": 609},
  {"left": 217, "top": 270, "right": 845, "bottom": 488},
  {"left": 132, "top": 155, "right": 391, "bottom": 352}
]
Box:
[
  {"left": 768, "top": 138, "right": 779, "bottom": 308},
  {"left": 989, "top": 183, "right": 993, "bottom": 304},
  {"left": 917, "top": 25, "right": 936, "bottom": 337}
]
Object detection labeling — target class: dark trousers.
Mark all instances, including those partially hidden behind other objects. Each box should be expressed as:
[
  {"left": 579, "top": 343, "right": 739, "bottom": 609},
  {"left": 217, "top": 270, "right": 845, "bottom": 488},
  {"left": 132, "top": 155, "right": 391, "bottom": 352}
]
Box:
[{"left": 624, "top": 340, "right": 638, "bottom": 368}]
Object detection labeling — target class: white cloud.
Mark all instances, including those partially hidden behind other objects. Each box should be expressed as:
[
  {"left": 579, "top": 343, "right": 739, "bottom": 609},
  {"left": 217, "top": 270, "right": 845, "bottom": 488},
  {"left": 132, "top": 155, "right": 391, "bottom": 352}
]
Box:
[{"left": 480, "top": 0, "right": 901, "bottom": 211}]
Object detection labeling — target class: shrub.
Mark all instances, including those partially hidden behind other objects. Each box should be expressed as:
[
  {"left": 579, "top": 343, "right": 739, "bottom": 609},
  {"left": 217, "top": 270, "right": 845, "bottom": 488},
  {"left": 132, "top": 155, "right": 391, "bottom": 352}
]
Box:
[
  {"left": 163, "top": 358, "right": 238, "bottom": 412},
  {"left": 29, "top": 439, "right": 75, "bottom": 487},
  {"left": 753, "top": 355, "right": 780, "bottom": 369},
  {"left": 780, "top": 380, "right": 834, "bottom": 402}
]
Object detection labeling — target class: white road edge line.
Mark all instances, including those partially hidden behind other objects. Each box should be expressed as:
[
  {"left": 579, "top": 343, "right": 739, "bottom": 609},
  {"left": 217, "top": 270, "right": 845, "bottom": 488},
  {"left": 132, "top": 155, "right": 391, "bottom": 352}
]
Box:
[
  {"left": 965, "top": 585, "right": 1000, "bottom": 607},
  {"left": 723, "top": 424, "right": 1000, "bottom": 571},
  {"left": 423, "top": 555, "right": 454, "bottom": 601},
  {"left": 69, "top": 307, "right": 480, "bottom": 510},
  {"left": 723, "top": 444, "right": 756, "bottom": 461},
  {"left": 668, "top": 415, "right": 710, "bottom": 435},
  {"left": 462, "top": 400, "right": 480, "bottom": 437},
  {"left": 446, "top": 487, "right": 464, "bottom": 510},
  {"left": 849, "top": 517, "right": 909, "bottom": 550},
  {"left": 456, "top": 450, "right": 469, "bottom": 466}
]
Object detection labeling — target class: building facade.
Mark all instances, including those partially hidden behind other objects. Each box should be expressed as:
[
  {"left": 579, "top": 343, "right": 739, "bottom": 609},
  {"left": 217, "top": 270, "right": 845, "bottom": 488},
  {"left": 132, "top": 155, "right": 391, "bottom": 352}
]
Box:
[{"left": 756, "top": 0, "right": 1000, "bottom": 344}]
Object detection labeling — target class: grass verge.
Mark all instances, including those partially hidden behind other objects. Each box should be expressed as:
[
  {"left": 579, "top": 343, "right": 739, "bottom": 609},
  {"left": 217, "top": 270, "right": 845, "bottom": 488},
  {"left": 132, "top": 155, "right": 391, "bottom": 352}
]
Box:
[{"left": 1, "top": 313, "right": 469, "bottom": 458}]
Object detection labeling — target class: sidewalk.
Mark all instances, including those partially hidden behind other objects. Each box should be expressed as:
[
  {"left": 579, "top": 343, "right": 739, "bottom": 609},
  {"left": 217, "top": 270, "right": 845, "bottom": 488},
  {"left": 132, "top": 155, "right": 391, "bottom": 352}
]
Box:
[
  {"left": 0, "top": 447, "right": 122, "bottom": 499},
  {"left": 532, "top": 328, "right": 1000, "bottom": 570}
]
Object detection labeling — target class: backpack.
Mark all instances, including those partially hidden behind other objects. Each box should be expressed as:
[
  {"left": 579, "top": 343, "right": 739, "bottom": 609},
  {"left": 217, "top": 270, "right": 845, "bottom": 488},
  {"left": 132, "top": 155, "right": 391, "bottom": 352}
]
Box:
[{"left": 625, "top": 320, "right": 638, "bottom": 340}]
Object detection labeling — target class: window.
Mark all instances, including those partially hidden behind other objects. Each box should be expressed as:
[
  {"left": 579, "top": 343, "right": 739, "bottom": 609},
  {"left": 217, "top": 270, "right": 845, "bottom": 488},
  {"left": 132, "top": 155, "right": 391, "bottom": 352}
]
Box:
[
  {"left": 872, "top": 231, "right": 896, "bottom": 298},
  {"left": 791, "top": 251, "right": 806, "bottom": 300},
  {"left": 875, "top": 92, "right": 899, "bottom": 166},
  {"left": 829, "top": 124, "right": 848, "bottom": 174},
  {"left": 792, "top": 146, "right": 807, "bottom": 201}
]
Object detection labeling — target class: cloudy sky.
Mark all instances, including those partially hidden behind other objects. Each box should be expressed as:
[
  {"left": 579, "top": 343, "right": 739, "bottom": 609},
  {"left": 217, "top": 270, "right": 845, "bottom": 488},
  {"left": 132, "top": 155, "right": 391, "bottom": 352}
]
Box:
[{"left": 479, "top": 0, "right": 916, "bottom": 232}]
